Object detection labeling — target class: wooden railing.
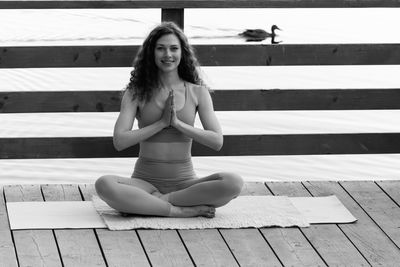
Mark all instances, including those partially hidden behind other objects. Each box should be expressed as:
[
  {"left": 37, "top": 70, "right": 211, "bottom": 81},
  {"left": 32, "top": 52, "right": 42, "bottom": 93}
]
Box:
[{"left": 1, "top": 0, "right": 400, "bottom": 160}]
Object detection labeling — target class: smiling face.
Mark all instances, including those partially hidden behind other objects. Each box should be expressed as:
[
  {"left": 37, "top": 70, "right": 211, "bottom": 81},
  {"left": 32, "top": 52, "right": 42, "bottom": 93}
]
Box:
[{"left": 154, "top": 33, "right": 182, "bottom": 74}]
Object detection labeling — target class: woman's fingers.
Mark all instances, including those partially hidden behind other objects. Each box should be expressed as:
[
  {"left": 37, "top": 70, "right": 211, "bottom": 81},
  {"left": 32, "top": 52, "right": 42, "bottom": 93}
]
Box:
[{"left": 161, "top": 92, "right": 173, "bottom": 127}]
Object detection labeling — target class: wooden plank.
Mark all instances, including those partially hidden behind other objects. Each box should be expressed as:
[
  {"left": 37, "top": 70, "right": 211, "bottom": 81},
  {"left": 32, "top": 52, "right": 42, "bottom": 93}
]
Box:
[
  {"left": 179, "top": 229, "right": 239, "bottom": 266},
  {"left": 0, "top": 186, "right": 18, "bottom": 267},
  {"left": 253, "top": 184, "right": 326, "bottom": 267},
  {"left": 266, "top": 182, "right": 370, "bottom": 266},
  {"left": 376, "top": 180, "right": 400, "bottom": 205},
  {"left": 218, "top": 182, "right": 282, "bottom": 266},
  {"left": 41, "top": 184, "right": 106, "bottom": 267},
  {"left": 304, "top": 181, "right": 400, "bottom": 266},
  {"left": 3, "top": 185, "right": 62, "bottom": 267},
  {"left": 162, "top": 8, "right": 184, "bottom": 29},
  {"left": 240, "top": 182, "right": 325, "bottom": 267},
  {"left": 79, "top": 184, "right": 151, "bottom": 267},
  {"left": 81, "top": 187, "right": 192, "bottom": 266},
  {"left": 340, "top": 181, "right": 400, "bottom": 249},
  {"left": 0, "top": 91, "right": 122, "bottom": 113},
  {"left": 3, "top": 89, "right": 400, "bottom": 113},
  {"left": 137, "top": 229, "right": 194, "bottom": 267},
  {"left": 2, "top": 44, "right": 400, "bottom": 68},
  {"left": 2, "top": 133, "right": 400, "bottom": 159},
  {"left": 1, "top": 0, "right": 400, "bottom": 9}
]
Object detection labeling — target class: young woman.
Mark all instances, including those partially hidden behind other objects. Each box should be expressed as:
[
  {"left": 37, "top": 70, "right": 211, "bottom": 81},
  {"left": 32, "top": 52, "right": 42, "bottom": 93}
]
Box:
[{"left": 95, "top": 22, "right": 243, "bottom": 218}]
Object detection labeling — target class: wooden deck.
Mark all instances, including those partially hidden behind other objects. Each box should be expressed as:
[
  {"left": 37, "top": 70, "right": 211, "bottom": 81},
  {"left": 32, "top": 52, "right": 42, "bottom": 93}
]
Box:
[{"left": 1, "top": 181, "right": 399, "bottom": 266}]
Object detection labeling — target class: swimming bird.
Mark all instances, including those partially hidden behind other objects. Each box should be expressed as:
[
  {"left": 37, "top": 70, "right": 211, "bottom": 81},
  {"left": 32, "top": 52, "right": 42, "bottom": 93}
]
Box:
[{"left": 239, "top": 25, "right": 281, "bottom": 40}]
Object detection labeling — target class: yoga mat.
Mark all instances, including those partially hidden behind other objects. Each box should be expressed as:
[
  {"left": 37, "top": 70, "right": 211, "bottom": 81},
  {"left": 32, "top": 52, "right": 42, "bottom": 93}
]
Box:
[
  {"left": 92, "top": 195, "right": 310, "bottom": 230},
  {"left": 7, "top": 195, "right": 357, "bottom": 230},
  {"left": 290, "top": 196, "right": 357, "bottom": 224},
  {"left": 7, "top": 201, "right": 107, "bottom": 230}
]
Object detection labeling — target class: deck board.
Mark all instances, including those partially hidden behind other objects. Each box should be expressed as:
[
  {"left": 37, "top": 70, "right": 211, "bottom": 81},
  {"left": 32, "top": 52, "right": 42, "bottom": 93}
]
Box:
[
  {"left": 376, "top": 180, "right": 400, "bottom": 205},
  {"left": 266, "top": 182, "right": 370, "bottom": 266},
  {"left": 2, "top": 181, "right": 400, "bottom": 266},
  {"left": 0, "top": 186, "right": 18, "bottom": 267},
  {"left": 260, "top": 182, "right": 327, "bottom": 267},
  {"left": 2, "top": 0, "right": 400, "bottom": 9},
  {"left": 246, "top": 182, "right": 326, "bottom": 266},
  {"left": 41, "top": 184, "right": 106, "bottom": 267},
  {"left": 179, "top": 229, "right": 239, "bottom": 266},
  {"left": 304, "top": 181, "right": 400, "bottom": 266},
  {"left": 79, "top": 184, "right": 151, "bottom": 267},
  {"left": 4, "top": 185, "right": 62, "bottom": 267},
  {"left": 220, "top": 182, "right": 283, "bottom": 266},
  {"left": 340, "top": 181, "right": 400, "bottom": 249},
  {"left": 137, "top": 229, "right": 194, "bottom": 267}
]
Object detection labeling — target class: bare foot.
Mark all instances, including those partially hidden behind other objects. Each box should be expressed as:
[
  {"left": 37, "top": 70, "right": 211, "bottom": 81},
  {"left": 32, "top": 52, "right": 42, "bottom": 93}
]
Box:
[{"left": 169, "top": 205, "right": 216, "bottom": 218}]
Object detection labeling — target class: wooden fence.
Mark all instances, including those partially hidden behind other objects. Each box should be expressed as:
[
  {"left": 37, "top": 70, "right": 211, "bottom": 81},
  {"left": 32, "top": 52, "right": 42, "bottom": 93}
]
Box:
[{"left": 1, "top": 0, "right": 400, "bottom": 160}]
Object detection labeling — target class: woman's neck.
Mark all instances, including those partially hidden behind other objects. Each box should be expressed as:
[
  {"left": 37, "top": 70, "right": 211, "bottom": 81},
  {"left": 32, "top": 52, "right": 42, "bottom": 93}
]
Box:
[{"left": 158, "top": 71, "right": 182, "bottom": 89}]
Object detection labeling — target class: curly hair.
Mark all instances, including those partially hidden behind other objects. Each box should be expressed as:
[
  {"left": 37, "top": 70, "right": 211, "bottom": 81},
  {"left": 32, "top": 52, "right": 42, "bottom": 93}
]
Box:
[{"left": 125, "top": 21, "right": 205, "bottom": 103}]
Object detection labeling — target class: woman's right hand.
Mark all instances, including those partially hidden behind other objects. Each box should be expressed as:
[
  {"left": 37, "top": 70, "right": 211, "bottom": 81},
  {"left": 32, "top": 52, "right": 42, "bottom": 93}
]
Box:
[{"left": 160, "top": 91, "right": 173, "bottom": 128}]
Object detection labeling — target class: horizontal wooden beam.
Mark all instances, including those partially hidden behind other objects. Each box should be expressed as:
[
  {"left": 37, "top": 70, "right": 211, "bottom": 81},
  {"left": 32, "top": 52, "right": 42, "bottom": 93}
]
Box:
[
  {"left": 1, "top": 0, "right": 399, "bottom": 9},
  {"left": 2, "top": 89, "right": 400, "bottom": 113},
  {"left": 1, "top": 133, "right": 399, "bottom": 159},
  {"left": 1, "top": 44, "right": 400, "bottom": 68}
]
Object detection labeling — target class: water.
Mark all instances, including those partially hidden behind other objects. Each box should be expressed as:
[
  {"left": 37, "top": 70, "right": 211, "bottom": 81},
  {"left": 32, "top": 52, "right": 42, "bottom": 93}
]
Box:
[{"left": 1, "top": 8, "right": 400, "bottom": 184}]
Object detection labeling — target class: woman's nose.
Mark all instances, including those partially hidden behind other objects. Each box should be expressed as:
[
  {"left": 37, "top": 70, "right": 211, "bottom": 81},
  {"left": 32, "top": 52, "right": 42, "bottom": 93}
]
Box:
[{"left": 164, "top": 49, "right": 172, "bottom": 57}]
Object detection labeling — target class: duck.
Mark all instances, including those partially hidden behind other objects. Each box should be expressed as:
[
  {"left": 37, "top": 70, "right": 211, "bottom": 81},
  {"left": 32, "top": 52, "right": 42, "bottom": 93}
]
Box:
[{"left": 239, "top": 25, "right": 281, "bottom": 40}]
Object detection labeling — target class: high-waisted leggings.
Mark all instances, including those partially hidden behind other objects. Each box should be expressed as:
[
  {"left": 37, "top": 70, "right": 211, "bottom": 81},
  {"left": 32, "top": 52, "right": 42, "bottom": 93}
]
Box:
[
  {"left": 95, "top": 156, "right": 244, "bottom": 216},
  {"left": 132, "top": 156, "right": 197, "bottom": 194}
]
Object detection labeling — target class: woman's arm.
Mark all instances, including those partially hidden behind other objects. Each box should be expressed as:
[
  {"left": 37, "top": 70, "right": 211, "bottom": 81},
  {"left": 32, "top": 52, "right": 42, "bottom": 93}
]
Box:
[
  {"left": 113, "top": 90, "right": 172, "bottom": 151},
  {"left": 172, "top": 86, "right": 223, "bottom": 151}
]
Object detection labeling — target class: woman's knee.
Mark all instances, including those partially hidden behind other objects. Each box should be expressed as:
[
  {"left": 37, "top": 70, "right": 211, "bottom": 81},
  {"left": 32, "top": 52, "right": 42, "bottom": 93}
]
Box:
[
  {"left": 218, "top": 172, "right": 244, "bottom": 197},
  {"left": 95, "top": 175, "right": 118, "bottom": 199}
]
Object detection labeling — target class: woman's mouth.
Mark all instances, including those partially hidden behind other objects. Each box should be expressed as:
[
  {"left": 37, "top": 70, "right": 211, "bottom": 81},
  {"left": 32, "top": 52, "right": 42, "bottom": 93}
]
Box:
[{"left": 161, "top": 59, "right": 174, "bottom": 64}]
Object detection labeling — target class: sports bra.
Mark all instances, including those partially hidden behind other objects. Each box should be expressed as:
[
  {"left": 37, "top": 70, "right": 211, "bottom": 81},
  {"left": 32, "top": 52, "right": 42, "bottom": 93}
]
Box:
[{"left": 136, "top": 82, "right": 198, "bottom": 143}]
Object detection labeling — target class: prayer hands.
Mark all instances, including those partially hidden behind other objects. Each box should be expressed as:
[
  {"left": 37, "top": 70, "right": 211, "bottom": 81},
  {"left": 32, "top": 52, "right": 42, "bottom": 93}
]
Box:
[
  {"left": 170, "top": 91, "right": 179, "bottom": 128},
  {"left": 161, "top": 91, "right": 173, "bottom": 127},
  {"left": 161, "top": 91, "right": 179, "bottom": 128}
]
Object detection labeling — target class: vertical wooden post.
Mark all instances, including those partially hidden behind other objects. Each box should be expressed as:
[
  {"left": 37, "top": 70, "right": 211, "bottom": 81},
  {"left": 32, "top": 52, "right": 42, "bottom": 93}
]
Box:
[{"left": 161, "top": 8, "right": 184, "bottom": 30}]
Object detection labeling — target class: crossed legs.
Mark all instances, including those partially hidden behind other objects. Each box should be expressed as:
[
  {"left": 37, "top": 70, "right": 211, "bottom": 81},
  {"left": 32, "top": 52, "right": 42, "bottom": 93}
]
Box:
[{"left": 95, "top": 172, "right": 243, "bottom": 218}]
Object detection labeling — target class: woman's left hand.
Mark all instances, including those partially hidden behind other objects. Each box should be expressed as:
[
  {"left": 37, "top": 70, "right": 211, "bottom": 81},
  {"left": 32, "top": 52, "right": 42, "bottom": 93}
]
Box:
[{"left": 170, "top": 91, "right": 180, "bottom": 128}]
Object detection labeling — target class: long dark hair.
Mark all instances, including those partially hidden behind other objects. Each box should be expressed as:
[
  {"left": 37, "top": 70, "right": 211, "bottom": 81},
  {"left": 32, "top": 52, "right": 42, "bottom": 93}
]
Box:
[{"left": 125, "top": 21, "right": 205, "bottom": 102}]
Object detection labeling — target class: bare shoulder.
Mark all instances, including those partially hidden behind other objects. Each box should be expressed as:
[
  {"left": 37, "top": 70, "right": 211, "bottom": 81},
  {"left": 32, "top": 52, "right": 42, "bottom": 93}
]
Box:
[
  {"left": 121, "top": 89, "right": 139, "bottom": 111},
  {"left": 188, "top": 82, "right": 212, "bottom": 104}
]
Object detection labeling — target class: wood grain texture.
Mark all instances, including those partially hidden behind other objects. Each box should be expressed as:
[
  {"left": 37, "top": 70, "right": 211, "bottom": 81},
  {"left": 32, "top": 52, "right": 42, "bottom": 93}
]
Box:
[
  {"left": 2, "top": 133, "right": 400, "bottom": 159},
  {"left": 1, "top": 0, "right": 399, "bottom": 9},
  {"left": 2, "top": 44, "right": 400, "bottom": 68},
  {"left": 340, "top": 181, "right": 400, "bottom": 249},
  {"left": 304, "top": 181, "right": 400, "bottom": 266},
  {"left": 376, "top": 180, "right": 400, "bottom": 205},
  {"left": 41, "top": 184, "right": 106, "bottom": 267},
  {"left": 79, "top": 184, "right": 151, "bottom": 267},
  {"left": 220, "top": 182, "right": 283, "bottom": 266},
  {"left": 137, "top": 229, "right": 194, "bottom": 267},
  {"left": 3, "top": 185, "right": 62, "bottom": 267},
  {"left": 179, "top": 229, "right": 239, "bottom": 266},
  {"left": 240, "top": 182, "right": 325, "bottom": 266},
  {"left": 0, "top": 186, "right": 18, "bottom": 267},
  {"left": 266, "top": 182, "right": 370, "bottom": 266},
  {"left": 3, "top": 89, "right": 400, "bottom": 113}
]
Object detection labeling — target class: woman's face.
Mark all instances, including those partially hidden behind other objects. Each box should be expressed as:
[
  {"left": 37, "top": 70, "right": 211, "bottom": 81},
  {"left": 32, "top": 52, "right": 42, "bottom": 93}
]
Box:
[{"left": 154, "top": 33, "right": 182, "bottom": 74}]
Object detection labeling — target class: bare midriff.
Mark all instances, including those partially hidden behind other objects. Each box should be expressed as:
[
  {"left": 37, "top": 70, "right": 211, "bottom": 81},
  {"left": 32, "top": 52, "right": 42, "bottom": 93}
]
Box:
[{"left": 139, "top": 141, "right": 192, "bottom": 161}]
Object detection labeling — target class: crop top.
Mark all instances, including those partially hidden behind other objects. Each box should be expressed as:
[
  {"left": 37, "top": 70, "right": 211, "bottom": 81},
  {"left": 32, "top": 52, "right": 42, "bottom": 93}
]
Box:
[{"left": 136, "top": 82, "right": 198, "bottom": 143}]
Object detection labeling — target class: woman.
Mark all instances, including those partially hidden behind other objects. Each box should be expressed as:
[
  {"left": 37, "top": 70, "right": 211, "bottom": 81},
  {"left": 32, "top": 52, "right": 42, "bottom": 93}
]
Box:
[{"left": 95, "top": 22, "right": 243, "bottom": 218}]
